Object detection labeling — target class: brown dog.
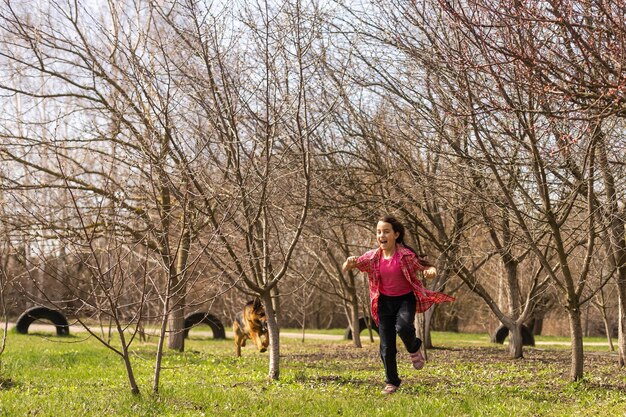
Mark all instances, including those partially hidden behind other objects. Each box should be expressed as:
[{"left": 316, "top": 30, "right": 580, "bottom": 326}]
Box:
[{"left": 233, "top": 298, "right": 269, "bottom": 357}]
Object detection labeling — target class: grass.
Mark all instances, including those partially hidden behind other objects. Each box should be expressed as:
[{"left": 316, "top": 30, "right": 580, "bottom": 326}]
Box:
[{"left": 0, "top": 329, "right": 625, "bottom": 416}]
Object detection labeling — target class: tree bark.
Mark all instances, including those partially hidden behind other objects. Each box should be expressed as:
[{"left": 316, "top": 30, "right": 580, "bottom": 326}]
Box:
[
  {"left": 599, "top": 307, "right": 615, "bottom": 352},
  {"left": 167, "top": 224, "right": 190, "bottom": 352},
  {"left": 508, "top": 323, "right": 524, "bottom": 359},
  {"left": 531, "top": 317, "right": 544, "bottom": 336},
  {"left": 262, "top": 292, "right": 280, "bottom": 380},
  {"left": 166, "top": 277, "right": 186, "bottom": 352},
  {"left": 423, "top": 307, "right": 434, "bottom": 349},
  {"left": 618, "top": 283, "right": 626, "bottom": 366},
  {"left": 153, "top": 265, "right": 173, "bottom": 393},
  {"left": 595, "top": 128, "right": 626, "bottom": 366},
  {"left": 568, "top": 306, "right": 584, "bottom": 381},
  {"left": 349, "top": 290, "right": 362, "bottom": 348},
  {"left": 119, "top": 328, "right": 140, "bottom": 395}
]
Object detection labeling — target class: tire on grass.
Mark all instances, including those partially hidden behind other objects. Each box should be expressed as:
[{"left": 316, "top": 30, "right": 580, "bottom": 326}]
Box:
[
  {"left": 344, "top": 317, "right": 379, "bottom": 340},
  {"left": 16, "top": 307, "right": 70, "bottom": 336},
  {"left": 183, "top": 312, "right": 226, "bottom": 339},
  {"left": 492, "top": 324, "right": 535, "bottom": 346}
]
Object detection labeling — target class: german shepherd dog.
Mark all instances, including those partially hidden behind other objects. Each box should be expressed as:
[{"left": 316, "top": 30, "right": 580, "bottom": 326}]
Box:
[{"left": 233, "top": 298, "right": 269, "bottom": 357}]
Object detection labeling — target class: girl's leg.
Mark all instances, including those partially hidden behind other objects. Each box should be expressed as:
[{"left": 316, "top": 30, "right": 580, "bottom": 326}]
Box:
[
  {"left": 396, "top": 293, "right": 421, "bottom": 354},
  {"left": 377, "top": 294, "right": 401, "bottom": 387}
]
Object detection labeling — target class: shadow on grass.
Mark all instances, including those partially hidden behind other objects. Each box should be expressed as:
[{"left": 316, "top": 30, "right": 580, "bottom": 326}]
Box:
[
  {"left": 305, "top": 374, "right": 374, "bottom": 387},
  {"left": 0, "top": 376, "right": 15, "bottom": 391},
  {"left": 15, "top": 331, "right": 87, "bottom": 343}
]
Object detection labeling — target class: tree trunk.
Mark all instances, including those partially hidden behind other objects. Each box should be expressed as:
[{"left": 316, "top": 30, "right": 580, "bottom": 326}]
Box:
[
  {"left": 508, "top": 323, "right": 523, "bottom": 359},
  {"left": 153, "top": 274, "right": 171, "bottom": 393},
  {"left": 600, "top": 308, "right": 615, "bottom": 352},
  {"left": 502, "top": 250, "right": 524, "bottom": 360},
  {"left": 271, "top": 286, "right": 282, "bottom": 326},
  {"left": 262, "top": 292, "right": 280, "bottom": 380},
  {"left": 362, "top": 299, "right": 375, "bottom": 343},
  {"left": 122, "top": 356, "right": 140, "bottom": 396},
  {"left": 423, "top": 307, "right": 434, "bottom": 349},
  {"left": 531, "top": 317, "right": 544, "bottom": 336},
  {"left": 618, "top": 282, "right": 626, "bottom": 366},
  {"left": 568, "top": 306, "right": 584, "bottom": 381},
  {"left": 350, "top": 291, "right": 362, "bottom": 348},
  {"left": 118, "top": 329, "right": 140, "bottom": 395},
  {"left": 595, "top": 128, "right": 626, "bottom": 366},
  {"left": 167, "top": 291, "right": 185, "bottom": 352},
  {"left": 300, "top": 299, "right": 306, "bottom": 343},
  {"left": 167, "top": 225, "right": 190, "bottom": 351}
]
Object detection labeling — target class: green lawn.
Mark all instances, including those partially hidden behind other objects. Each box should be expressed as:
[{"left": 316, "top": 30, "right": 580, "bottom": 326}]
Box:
[{"left": 0, "top": 329, "right": 624, "bottom": 416}]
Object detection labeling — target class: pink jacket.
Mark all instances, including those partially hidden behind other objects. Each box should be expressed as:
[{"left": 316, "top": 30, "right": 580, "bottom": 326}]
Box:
[{"left": 356, "top": 244, "right": 455, "bottom": 325}]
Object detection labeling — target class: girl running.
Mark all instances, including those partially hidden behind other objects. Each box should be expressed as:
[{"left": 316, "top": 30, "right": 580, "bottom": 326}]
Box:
[{"left": 343, "top": 215, "right": 455, "bottom": 394}]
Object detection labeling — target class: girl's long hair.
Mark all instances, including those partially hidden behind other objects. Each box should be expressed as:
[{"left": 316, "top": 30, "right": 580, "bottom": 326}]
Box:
[{"left": 378, "top": 215, "right": 432, "bottom": 266}]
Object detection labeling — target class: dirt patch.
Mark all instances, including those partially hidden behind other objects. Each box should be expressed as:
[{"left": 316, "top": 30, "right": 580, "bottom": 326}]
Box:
[{"left": 282, "top": 342, "right": 626, "bottom": 394}]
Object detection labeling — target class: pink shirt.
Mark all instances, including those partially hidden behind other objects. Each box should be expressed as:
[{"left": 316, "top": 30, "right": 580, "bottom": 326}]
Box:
[
  {"left": 379, "top": 251, "right": 413, "bottom": 296},
  {"left": 355, "top": 244, "right": 455, "bottom": 325}
]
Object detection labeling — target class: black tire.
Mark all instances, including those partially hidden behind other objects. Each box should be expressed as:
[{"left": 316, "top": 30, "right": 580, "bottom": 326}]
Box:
[
  {"left": 183, "top": 312, "right": 226, "bottom": 339},
  {"left": 492, "top": 324, "right": 535, "bottom": 346},
  {"left": 16, "top": 307, "right": 70, "bottom": 336},
  {"left": 345, "top": 317, "right": 379, "bottom": 340}
]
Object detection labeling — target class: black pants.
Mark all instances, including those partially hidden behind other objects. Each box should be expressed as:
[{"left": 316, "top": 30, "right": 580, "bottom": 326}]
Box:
[{"left": 378, "top": 292, "right": 422, "bottom": 387}]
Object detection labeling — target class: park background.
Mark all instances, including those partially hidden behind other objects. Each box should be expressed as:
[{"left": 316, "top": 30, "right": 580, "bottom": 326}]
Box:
[{"left": 0, "top": 0, "right": 625, "bottom": 414}]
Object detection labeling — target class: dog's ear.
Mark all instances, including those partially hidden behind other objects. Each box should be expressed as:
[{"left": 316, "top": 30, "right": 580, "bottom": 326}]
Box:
[{"left": 253, "top": 297, "right": 262, "bottom": 311}]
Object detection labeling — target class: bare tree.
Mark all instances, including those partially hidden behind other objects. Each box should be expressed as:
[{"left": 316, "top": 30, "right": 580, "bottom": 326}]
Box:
[
  {"left": 150, "top": 0, "right": 343, "bottom": 380},
  {"left": 593, "top": 283, "right": 616, "bottom": 351},
  {"left": 1, "top": 0, "right": 221, "bottom": 326},
  {"left": 0, "top": 0, "right": 231, "bottom": 393},
  {"left": 435, "top": 0, "right": 610, "bottom": 379},
  {"left": 3, "top": 180, "right": 149, "bottom": 395},
  {"left": 328, "top": 2, "right": 543, "bottom": 356},
  {"left": 303, "top": 223, "right": 372, "bottom": 347}
]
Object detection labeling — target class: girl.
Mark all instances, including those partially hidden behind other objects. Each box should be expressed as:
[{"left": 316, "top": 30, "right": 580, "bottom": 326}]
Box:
[{"left": 343, "top": 215, "right": 455, "bottom": 394}]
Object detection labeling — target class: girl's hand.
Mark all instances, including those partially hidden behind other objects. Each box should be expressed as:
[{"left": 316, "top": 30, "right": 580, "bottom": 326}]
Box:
[
  {"left": 343, "top": 256, "right": 358, "bottom": 272},
  {"left": 423, "top": 266, "right": 437, "bottom": 279}
]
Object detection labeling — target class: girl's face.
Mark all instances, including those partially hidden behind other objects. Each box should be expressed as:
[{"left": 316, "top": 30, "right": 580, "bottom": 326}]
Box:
[{"left": 376, "top": 221, "right": 400, "bottom": 252}]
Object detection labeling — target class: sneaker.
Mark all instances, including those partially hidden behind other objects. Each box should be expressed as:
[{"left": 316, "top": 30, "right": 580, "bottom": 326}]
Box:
[
  {"left": 410, "top": 349, "right": 425, "bottom": 370},
  {"left": 381, "top": 383, "right": 399, "bottom": 395}
]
